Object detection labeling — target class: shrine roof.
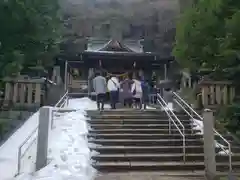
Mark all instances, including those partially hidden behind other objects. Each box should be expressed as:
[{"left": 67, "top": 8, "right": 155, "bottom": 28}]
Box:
[
  {"left": 86, "top": 38, "right": 143, "bottom": 53},
  {"left": 82, "top": 50, "right": 158, "bottom": 57}
]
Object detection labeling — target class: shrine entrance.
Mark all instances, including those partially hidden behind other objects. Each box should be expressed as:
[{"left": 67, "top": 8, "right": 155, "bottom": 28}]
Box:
[{"left": 59, "top": 38, "right": 173, "bottom": 93}]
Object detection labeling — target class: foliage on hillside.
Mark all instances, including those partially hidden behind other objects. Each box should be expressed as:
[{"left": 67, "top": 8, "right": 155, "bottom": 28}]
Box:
[
  {"left": 174, "top": 0, "right": 240, "bottom": 135},
  {"left": 0, "top": 0, "right": 62, "bottom": 142},
  {"left": 174, "top": 0, "right": 240, "bottom": 81},
  {"left": 0, "top": 0, "right": 62, "bottom": 78}
]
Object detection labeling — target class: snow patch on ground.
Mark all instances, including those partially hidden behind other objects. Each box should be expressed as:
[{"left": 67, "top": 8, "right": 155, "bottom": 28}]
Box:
[
  {"left": 13, "top": 98, "right": 102, "bottom": 180},
  {"left": 0, "top": 112, "right": 40, "bottom": 180},
  {"left": 191, "top": 118, "right": 203, "bottom": 135},
  {"left": 161, "top": 102, "right": 173, "bottom": 111},
  {"left": 191, "top": 118, "right": 232, "bottom": 155},
  {"left": 146, "top": 106, "right": 156, "bottom": 109}
]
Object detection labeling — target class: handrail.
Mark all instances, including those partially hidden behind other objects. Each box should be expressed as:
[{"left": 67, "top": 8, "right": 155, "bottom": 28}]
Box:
[
  {"left": 174, "top": 98, "right": 231, "bottom": 154},
  {"left": 17, "top": 126, "right": 38, "bottom": 174},
  {"left": 51, "top": 92, "right": 69, "bottom": 129},
  {"left": 157, "top": 94, "right": 185, "bottom": 134},
  {"left": 172, "top": 91, "right": 232, "bottom": 171},
  {"left": 55, "top": 91, "right": 69, "bottom": 107},
  {"left": 17, "top": 90, "right": 69, "bottom": 175},
  {"left": 157, "top": 93, "right": 186, "bottom": 162},
  {"left": 173, "top": 92, "right": 202, "bottom": 119}
]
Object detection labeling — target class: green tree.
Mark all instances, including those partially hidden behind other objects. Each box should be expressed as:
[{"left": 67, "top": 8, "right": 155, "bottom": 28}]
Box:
[
  {"left": 174, "top": 0, "right": 240, "bottom": 80},
  {"left": 174, "top": 0, "right": 240, "bottom": 135},
  {"left": 0, "top": 0, "right": 62, "bottom": 78}
]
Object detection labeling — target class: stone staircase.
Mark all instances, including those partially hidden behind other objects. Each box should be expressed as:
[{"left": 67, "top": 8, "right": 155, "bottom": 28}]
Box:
[{"left": 87, "top": 109, "right": 240, "bottom": 178}]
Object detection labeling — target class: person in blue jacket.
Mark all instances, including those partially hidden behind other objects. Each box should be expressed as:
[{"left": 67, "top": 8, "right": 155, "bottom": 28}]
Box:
[{"left": 141, "top": 78, "right": 150, "bottom": 110}]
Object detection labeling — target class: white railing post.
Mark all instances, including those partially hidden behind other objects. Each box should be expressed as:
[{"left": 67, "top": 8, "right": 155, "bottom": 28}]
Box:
[
  {"left": 35, "top": 107, "right": 51, "bottom": 171},
  {"left": 203, "top": 109, "right": 217, "bottom": 180}
]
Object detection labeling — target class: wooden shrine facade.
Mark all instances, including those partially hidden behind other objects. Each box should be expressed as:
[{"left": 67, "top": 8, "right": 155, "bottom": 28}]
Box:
[{"left": 57, "top": 39, "right": 174, "bottom": 91}]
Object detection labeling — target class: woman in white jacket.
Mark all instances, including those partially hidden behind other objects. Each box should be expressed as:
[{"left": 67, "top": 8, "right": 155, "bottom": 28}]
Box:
[
  {"left": 107, "top": 76, "right": 120, "bottom": 109},
  {"left": 131, "top": 77, "right": 143, "bottom": 109}
]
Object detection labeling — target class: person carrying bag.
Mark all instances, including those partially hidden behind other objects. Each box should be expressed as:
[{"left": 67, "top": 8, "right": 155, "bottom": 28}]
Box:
[
  {"left": 107, "top": 76, "right": 120, "bottom": 109},
  {"left": 131, "top": 77, "right": 143, "bottom": 109}
]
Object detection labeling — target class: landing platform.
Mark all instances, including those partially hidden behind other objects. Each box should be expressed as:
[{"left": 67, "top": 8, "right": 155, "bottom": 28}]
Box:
[{"left": 95, "top": 172, "right": 205, "bottom": 180}]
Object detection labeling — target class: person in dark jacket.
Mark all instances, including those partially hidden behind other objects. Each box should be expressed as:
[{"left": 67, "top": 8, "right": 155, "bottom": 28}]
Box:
[
  {"left": 92, "top": 72, "right": 107, "bottom": 110},
  {"left": 120, "top": 75, "right": 134, "bottom": 108},
  {"left": 141, "top": 79, "right": 150, "bottom": 109}
]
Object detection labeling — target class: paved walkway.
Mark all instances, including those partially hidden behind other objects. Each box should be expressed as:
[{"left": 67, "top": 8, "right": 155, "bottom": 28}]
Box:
[{"left": 95, "top": 172, "right": 206, "bottom": 180}]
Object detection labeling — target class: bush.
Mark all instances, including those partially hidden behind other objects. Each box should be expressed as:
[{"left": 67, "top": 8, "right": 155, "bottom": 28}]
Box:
[{"left": 217, "top": 103, "right": 240, "bottom": 137}]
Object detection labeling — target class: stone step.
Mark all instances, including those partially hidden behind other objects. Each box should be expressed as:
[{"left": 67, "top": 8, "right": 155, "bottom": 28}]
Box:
[
  {"left": 87, "top": 110, "right": 187, "bottom": 115},
  {"left": 92, "top": 153, "right": 240, "bottom": 162},
  {"left": 92, "top": 161, "right": 240, "bottom": 172},
  {"left": 88, "top": 133, "right": 234, "bottom": 141},
  {"left": 87, "top": 109, "right": 164, "bottom": 113},
  {"left": 90, "top": 145, "right": 240, "bottom": 154},
  {"left": 89, "top": 129, "right": 200, "bottom": 134},
  {"left": 88, "top": 133, "right": 203, "bottom": 140},
  {"left": 89, "top": 124, "right": 193, "bottom": 130},
  {"left": 88, "top": 119, "right": 192, "bottom": 125},
  {"left": 89, "top": 139, "right": 203, "bottom": 146},
  {"left": 94, "top": 172, "right": 206, "bottom": 180},
  {"left": 89, "top": 114, "right": 190, "bottom": 120}
]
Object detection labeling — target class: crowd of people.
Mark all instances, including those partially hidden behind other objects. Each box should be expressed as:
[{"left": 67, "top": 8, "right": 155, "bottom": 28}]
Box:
[{"left": 92, "top": 71, "right": 150, "bottom": 111}]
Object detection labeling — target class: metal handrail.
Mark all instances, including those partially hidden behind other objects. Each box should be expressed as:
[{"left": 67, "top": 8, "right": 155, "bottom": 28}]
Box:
[
  {"left": 17, "top": 91, "right": 69, "bottom": 175},
  {"left": 55, "top": 91, "right": 69, "bottom": 107},
  {"left": 17, "top": 126, "right": 38, "bottom": 174},
  {"left": 174, "top": 98, "right": 231, "bottom": 153},
  {"left": 157, "top": 94, "right": 185, "bottom": 134},
  {"left": 172, "top": 92, "right": 232, "bottom": 171},
  {"left": 51, "top": 93, "right": 69, "bottom": 129},
  {"left": 173, "top": 99, "right": 194, "bottom": 134},
  {"left": 157, "top": 93, "right": 186, "bottom": 162},
  {"left": 173, "top": 92, "right": 202, "bottom": 119}
]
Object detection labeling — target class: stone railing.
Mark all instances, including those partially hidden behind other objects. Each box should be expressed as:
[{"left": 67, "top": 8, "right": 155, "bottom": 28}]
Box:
[
  {"left": 179, "top": 70, "right": 235, "bottom": 109},
  {"left": 3, "top": 77, "right": 45, "bottom": 109},
  {"left": 198, "top": 81, "right": 235, "bottom": 108}
]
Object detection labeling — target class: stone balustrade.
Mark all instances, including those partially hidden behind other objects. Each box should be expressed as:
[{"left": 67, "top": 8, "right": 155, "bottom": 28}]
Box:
[
  {"left": 180, "top": 70, "right": 236, "bottom": 109},
  {"left": 3, "top": 77, "right": 45, "bottom": 109},
  {"left": 198, "top": 81, "right": 235, "bottom": 108}
]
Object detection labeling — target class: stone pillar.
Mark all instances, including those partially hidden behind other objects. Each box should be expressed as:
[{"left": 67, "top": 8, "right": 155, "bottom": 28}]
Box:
[
  {"left": 210, "top": 85, "right": 215, "bottom": 105},
  {"left": 19, "top": 84, "right": 25, "bottom": 104},
  {"left": 202, "top": 86, "right": 209, "bottom": 107},
  {"left": 35, "top": 83, "right": 41, "bottom": 106},
  {"left": 230, "top": 86, "right": 235, "bottom": 102},
  {"left": 203, "top": 109, "right": 217, "bottom": 180},
  {"left": 215, "top": 85, "right": 221, "bottom": 105},
  {"left": 4, "top": 82, "right": 12, "bottom": 104},
  {"left": 223, "top": 85, "right": 228, "bottom": 105},
  {"left": 36, "top": 107, "right": 51, "bottom": 171},
  {"left": 27, "top": 83, "right": 33, "bottom": 105},
  {"left": 12, "top": 83, "right": 19, "bottom": 103}
]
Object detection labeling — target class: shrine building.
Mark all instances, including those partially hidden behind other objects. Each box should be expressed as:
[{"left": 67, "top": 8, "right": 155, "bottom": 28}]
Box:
[{"left": 57, "top": 38, "right": 174, "bottom": 93}]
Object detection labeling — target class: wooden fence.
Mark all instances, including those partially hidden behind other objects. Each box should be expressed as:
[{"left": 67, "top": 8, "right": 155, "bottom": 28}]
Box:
[
  {"left": 198, "top": 81, "right": 235, "bottom": 108},
  {"left": 3, "top": 77, "right": 45, "bottom": 108}
]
